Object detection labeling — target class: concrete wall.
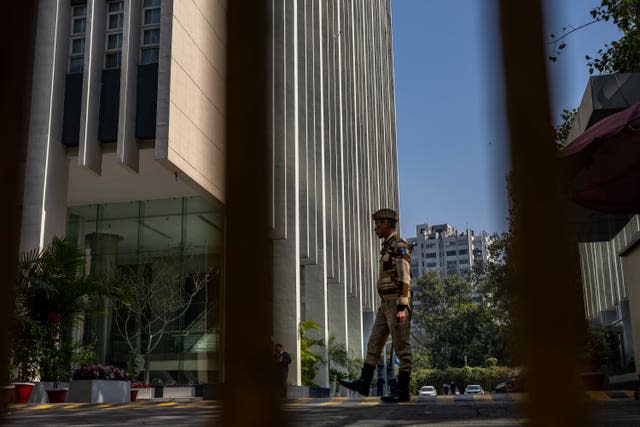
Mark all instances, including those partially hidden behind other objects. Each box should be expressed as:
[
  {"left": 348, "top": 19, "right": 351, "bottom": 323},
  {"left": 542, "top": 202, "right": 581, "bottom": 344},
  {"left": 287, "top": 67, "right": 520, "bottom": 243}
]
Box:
[
  {"left": 20, "top": 0, "right": 71, "bottom": 251},
  {"left": 622, "top": 237, "right": 640, "bottom": 378},
  {"left": 156, "top": 0, "right": 227, "bottom": 204},
  {"left": 579, "top": 216, "right": 640, "bottom": 321},
  {"left": 579, "top": 215, "right": 640, "bottom": 367},
  {"left": 271, "top": 0, "right": 400, "bottom": 386}
]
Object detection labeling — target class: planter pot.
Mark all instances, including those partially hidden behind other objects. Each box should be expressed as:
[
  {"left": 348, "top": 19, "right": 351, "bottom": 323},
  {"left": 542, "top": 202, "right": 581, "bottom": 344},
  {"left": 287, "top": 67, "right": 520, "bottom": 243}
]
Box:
[
  {"left": 163, "top": 387, "right": 196, "bottom": 398},
  {"left": 46, "top": 389, "right": 68, "bottom": 403},
  {"left": 130, "top": 389, "right": 139, "bottom": 402},
  {"left": 13, "top": 382, "right": 34, "bottom": 403},
  {"left": 1, "top": 385, "right": 15, "bottom": 406},
  {"left": 133, "top": 388, "right": 152, "bottom": 400},
  {"left": 68, "top": 380, "right": 130, "bottom": 403},
  {"left": 29, "top": 382, "right": 70, "bottom": 403}
]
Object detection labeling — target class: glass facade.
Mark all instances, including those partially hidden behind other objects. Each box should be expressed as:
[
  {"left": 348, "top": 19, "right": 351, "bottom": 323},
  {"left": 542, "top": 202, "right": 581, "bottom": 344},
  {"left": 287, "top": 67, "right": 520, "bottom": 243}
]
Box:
[{"left": 66, "top": 196, "right": 223, "bottom": 386}]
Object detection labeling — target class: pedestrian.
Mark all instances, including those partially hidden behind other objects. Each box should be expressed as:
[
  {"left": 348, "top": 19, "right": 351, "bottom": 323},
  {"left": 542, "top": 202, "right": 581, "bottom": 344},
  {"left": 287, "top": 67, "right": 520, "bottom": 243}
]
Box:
[
  {"left": 340, "top": 208, "right": 412, "bottom": 402},
  {"left": 443, "top": 383, "right": 450, "bottom": 395},
  {"left": 274, "top": 343, "right": 292, "bottom": 398}
]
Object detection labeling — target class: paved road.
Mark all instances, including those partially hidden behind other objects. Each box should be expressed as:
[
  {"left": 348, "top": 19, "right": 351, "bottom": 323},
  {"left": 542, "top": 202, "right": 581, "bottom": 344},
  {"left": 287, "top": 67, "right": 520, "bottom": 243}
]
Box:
[{"left": 3, "top": 394, "right": 639, "bottom": 426}]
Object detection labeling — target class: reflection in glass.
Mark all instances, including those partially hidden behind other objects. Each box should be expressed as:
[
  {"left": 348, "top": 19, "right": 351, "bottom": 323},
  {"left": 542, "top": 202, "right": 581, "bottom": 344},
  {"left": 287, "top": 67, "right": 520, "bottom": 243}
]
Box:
[{"left": 66, "top": 196, "right": 223, "bottom": 387}]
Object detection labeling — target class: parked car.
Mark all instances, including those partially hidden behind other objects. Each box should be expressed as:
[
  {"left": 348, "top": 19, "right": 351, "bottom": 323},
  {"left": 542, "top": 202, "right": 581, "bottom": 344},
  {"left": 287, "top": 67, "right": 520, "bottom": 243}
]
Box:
[
  {"left": 418, "top": 385, "right": 437, "bottom": 396},
  {"left": 464, "top": 384, "right": 485, "bottom": 395}
]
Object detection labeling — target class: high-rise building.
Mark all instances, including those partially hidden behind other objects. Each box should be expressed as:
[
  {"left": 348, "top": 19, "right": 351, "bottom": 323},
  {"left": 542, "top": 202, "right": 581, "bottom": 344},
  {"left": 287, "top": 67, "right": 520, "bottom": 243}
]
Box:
[
  {"left": 407, "top": 224, "right": 492, "bottom": 281},
  {"left": 19, "top": 0, "right": 399, "bottom": 390}
]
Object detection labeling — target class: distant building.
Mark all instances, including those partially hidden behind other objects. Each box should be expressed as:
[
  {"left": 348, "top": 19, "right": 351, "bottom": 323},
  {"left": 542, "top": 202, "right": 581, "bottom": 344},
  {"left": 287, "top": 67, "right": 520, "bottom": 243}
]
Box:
[{"left": 407, "top": 224, "right": 492, "bottom": 281}]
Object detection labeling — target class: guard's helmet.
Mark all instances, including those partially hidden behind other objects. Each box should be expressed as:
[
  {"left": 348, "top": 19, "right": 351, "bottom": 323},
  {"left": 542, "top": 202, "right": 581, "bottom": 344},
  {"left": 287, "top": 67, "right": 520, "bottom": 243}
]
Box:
[{"left": 371, "top": 208, "right": 399, "bottom": 222}]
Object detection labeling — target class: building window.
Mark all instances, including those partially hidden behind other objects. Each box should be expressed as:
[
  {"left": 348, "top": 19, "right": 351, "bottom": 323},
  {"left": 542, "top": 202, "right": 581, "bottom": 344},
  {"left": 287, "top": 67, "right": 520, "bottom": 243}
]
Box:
[
  {"left": 425, "top": 243, "right": 435, "bottom": 249},
  {"left": 458, "top": 258, "right": 469, "bottom": 265},
  {"left": 458, "top": 249, "right": 468, "bottom": 255},
  {"left": 69, "top": 5, "right": 87, "bottom": 73},
  {"left": 447, "top": 261, "right": 457, "bottom": 268},
  {"left": 141, "top": 0, "right": 161, "bottom": 64},
  {"left": 425, "top": 252, "right": 436, "bottom": 259},
  {"left": 446, "top": 250, "right": 456, "bottom": 256},
  {"left": 426, "top": 262, "right": 437, "bottom": 268},
  {"left": 104, "top": 1, "right": 124, "bottom": 69}
]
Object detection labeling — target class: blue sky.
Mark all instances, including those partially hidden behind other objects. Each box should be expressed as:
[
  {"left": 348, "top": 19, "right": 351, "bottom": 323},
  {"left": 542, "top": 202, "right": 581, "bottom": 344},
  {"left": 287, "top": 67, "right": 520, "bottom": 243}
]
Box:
[{"left": 391, "top": 0, "right": 622, "bottom": 238}]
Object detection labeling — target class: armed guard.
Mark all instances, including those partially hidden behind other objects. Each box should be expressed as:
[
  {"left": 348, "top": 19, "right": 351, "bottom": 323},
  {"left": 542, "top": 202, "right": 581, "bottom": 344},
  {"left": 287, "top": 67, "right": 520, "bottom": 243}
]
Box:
[{"left": 340, "top": 208, "right": 412, "bottom": 402}]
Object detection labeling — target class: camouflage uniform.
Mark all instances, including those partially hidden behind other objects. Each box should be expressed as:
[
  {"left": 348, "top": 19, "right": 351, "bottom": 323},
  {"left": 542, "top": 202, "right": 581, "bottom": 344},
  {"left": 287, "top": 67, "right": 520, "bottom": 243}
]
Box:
[
  {"left": 364, "top": 229, "right": 412, "bottom": 373},
  {"left": 339, "top": 208, "right": 412, "bottom": 400}
]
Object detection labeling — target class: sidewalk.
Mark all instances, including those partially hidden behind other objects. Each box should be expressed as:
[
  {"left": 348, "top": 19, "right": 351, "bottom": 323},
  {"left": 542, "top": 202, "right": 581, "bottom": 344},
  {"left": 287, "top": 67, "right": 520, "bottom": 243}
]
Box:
[{"left": 4, "top": 390, "right": 637, "bottom": 413}]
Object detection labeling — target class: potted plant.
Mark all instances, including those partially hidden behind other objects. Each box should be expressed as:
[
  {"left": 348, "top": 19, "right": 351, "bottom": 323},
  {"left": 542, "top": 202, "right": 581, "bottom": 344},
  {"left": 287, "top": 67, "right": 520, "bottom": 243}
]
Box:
[
  {"left": 8, "top": 320, "right": 43, "bottom": 403},
  {"left": 12, "top": 237, "right": 112, "bottom": 403},
  {"left": 42, "top": 312, "right": 70, "bottom": 403},
  {"left": 69, "top": 364, "right": 129, "bottom": 403},
  {"left": 130, "top": 382, "right": 152, "bottom": 400}
]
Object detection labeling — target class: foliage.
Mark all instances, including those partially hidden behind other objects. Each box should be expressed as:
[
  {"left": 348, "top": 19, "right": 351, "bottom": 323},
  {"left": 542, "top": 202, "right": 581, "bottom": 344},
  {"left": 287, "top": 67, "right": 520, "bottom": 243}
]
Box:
[
  {"left": 11, "top": 237, "right": 109, "bottom": 384},
  {"left": 8, "top": 317, "right": 46, "bottom": 382},
  {"left": 299, "top": 320, "right": 325, "bottom": 386},
  {"left": 412, "top": 269, "right": 512, "bottom": 369},
  {"left": 554, "top": 108, "right": 578, "bottom": 147},
  {"left": 581, "top": 325, "right": 608, "bottom": 371},
  {"left": 410, "top": 366, "right": 514, "bottom": 396},
  {"left": 72, "top": 364, "right": 128, "bottom": 380},
  {"left": 327, "top": 335, "right": 347, "bottom": 381},
  {"left": 71, "top": 343, "right": 98, "bottom": 368},
  {"left": 484, "top": 357, "right": 499, "bottom": 368},
  {"left": 585, "top": 0, "right": 640, "bottom": 75},
  {"left": 411, "top": 345, "right": 432, "bottom": 371},
  {"left": 550, "top": 1, "right": 640, "bottom": 144},
  {"left": 548, "top": 0, "right": 640, "bottom": 74},
  {"left": 580, "top": 324, "right": 634, "bottom": 374},
  {"left": 345, "top": 356, "right": 363, "bottom": 381}
]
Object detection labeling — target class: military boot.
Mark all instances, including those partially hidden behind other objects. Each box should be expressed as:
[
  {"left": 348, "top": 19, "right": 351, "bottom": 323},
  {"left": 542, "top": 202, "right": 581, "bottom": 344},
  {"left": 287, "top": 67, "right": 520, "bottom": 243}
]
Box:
[
  {"left": 381, "top": 371, "right": 411, "bottom": 402},
  {"left": 339, "top": 363, "right": 375, "bottom": 397}
]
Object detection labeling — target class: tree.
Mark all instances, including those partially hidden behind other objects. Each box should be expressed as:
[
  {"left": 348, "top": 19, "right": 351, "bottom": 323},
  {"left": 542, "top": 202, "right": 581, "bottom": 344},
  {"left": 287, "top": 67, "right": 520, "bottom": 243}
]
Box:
[
  {"left": 584, "top": 0, "right": 640, "bottom": 75},
  {"left": 412, "top": 267, "right": 514, "bottom": 369},
  {"left": 12, "top": 237, "right": 109, "bottom": 383},
  {"left": 549, "top": 0, "right": 640, "bottom": 145},
  {"left": 111, "top": 255, "right": 213, "bottom": 383}
]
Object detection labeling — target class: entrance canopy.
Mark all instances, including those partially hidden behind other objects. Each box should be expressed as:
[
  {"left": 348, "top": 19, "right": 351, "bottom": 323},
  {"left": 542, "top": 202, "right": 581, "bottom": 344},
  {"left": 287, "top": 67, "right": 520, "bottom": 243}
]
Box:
[{"left": 559, "top": 103, "right": 640, "bottom": 213}]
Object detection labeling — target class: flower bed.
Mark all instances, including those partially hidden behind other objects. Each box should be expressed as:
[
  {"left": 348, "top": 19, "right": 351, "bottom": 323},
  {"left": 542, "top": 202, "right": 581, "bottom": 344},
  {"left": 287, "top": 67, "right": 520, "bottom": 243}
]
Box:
[
  {"left": 68, "top": 364, "right": 129, "bottom": 403},
  {"left": 72, "top": 364, "right": 127, "bottom": 381}
]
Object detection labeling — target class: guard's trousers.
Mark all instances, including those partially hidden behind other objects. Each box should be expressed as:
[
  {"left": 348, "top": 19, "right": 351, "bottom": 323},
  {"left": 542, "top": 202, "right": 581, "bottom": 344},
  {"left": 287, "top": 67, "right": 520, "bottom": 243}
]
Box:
[{"left": 364, "top": 299, "right": 412, "bottom": 373}]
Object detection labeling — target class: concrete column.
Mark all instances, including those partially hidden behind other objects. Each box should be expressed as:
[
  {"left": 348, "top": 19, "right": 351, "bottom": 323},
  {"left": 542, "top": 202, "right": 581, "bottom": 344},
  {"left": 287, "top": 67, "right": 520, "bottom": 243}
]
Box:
[
  {"left": 303, "top": 264, "right": 328, "bottom": 387},
  {"left": 20, "top": 0, "right": 71, "bottom": 251},
  {"left": 78, "top": 0, "right": 106, "bottom": 174},
  {"left": 362, "top": 309, "right": 375, "bottom": 355},
  {"left": 116, "top": 0, "right": 141, "bottom": 171},
  {"left": 273, "top": 240, "right": 301, "bottom": 385},
  {"left": 347, "top": 293, "right": 363, "bottom": 360},
  {"left": 327, "top": 281, "right": 347, "bottom": 356}
]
